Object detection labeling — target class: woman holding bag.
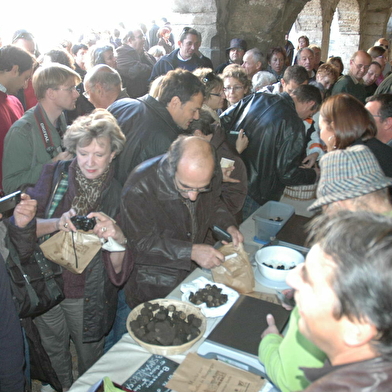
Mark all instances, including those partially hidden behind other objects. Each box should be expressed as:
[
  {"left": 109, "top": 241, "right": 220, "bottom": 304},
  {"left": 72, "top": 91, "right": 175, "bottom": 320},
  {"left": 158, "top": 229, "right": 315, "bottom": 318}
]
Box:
[{"left": 27, "top": 109, "right": 133, "bottom": 391}]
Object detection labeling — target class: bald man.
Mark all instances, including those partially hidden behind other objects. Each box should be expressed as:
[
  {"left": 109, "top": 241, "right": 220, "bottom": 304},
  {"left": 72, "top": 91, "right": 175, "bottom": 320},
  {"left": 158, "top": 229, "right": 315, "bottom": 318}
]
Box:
[{"left": 121, "top": 135, "right": 243, "bottom": 308}]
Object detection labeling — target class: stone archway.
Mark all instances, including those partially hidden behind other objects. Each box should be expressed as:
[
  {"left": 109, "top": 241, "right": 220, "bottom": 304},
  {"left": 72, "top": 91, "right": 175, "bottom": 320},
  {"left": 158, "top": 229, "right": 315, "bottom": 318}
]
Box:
[
  {"left": 292, "top": 0, "right": 323, "bottom": 46},
  {"left": 328, "top": 0, "right": 360, "bottom": 72}
]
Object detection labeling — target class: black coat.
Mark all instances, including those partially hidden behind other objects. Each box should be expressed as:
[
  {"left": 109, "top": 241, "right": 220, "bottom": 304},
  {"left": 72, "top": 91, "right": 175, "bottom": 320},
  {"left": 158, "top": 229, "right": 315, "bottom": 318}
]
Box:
[
  {"left": 220, "top": 92, "right": 317, "bottom": 204},
  {"left": 116, "top": 45, "right": 156, "bottom": 98},
  {"left": 121, "top": 154, "right": 237, "bottom": 308},
  {"left": 108, "top": 94, "right": 183, "bottom": 185}
]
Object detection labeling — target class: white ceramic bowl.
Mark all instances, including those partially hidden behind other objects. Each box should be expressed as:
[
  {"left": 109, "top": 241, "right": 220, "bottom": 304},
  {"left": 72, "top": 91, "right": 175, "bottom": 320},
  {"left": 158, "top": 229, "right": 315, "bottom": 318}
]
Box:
[{"left": 255, "top": 246, "right": 304, "bottom": 282}]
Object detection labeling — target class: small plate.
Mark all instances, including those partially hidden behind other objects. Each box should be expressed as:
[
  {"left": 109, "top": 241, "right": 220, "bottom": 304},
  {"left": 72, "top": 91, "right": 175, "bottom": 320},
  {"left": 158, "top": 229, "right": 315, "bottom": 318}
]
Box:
[{"left": 254, "top": 267, "right": 290, "bottom": 290}]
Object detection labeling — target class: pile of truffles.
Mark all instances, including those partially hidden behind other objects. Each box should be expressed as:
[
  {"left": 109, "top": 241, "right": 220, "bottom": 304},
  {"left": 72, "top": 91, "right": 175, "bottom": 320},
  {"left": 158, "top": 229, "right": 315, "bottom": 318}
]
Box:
[
  {"left": 130, "top": 302, "right": 203, "bottom": 346},
  {"left": 189, "top": 284, "right": 228, "bottom": 308}
]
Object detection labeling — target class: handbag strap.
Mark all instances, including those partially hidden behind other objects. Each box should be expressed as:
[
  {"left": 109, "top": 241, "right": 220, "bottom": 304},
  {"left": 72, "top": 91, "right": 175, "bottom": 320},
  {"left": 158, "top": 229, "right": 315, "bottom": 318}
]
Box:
[{"left": 34, "top": 246, "right": 63, "bottom": 301}]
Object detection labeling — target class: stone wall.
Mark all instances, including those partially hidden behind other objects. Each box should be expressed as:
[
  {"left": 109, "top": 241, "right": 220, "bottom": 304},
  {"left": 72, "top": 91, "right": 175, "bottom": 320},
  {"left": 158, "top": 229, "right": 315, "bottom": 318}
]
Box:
[{"left": 164, "top": 0, "right": 391, "bottom": 69}]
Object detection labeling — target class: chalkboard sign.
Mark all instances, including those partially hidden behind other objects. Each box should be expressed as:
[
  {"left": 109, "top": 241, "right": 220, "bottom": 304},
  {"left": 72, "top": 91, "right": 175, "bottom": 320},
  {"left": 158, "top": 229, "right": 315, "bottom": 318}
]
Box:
[{"left": 122, "top": 355, "right": 179, "bottom": 392}]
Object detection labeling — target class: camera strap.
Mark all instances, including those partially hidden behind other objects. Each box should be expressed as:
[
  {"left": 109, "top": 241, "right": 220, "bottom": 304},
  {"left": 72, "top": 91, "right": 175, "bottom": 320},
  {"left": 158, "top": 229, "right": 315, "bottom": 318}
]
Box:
[{"left": 33, "top": 104, "right": 57, "bottom": 159}]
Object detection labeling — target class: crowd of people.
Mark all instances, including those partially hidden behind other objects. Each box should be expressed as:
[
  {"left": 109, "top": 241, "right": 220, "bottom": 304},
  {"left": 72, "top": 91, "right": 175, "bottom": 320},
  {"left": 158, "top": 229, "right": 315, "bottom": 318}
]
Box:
[{"left": 0, "top": 22, "right": 392, "bottom": 392}]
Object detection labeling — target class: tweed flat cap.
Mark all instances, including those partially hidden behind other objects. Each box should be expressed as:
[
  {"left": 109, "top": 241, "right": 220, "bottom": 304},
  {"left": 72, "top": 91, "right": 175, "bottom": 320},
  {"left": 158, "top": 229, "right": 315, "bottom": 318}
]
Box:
[{"left": 308, "top": 145, "right": 392, "bottom": 211}]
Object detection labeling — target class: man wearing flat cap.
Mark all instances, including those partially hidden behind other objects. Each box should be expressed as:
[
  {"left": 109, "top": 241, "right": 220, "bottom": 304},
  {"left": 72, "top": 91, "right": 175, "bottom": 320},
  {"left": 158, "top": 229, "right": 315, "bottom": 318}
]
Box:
[{"left": 216, "top": 38, "right": 248, "bottom": 74}]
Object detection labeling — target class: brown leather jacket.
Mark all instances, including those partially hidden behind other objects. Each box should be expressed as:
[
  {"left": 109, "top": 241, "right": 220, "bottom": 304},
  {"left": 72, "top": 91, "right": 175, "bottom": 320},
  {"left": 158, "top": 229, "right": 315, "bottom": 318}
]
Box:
[
  {"left": 121, "top": 153, "right": 237, "bottom": 308},
  {"left": 302, "top": 356, "right": 392, "bottom": 391}
]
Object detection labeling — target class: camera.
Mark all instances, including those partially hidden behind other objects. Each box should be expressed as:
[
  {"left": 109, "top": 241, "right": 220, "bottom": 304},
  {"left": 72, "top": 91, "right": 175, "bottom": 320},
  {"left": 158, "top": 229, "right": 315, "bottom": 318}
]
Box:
[
  {"left": 71, "top": 215, "right": 96, "bottom": 231},
  {"left": 0, "top": 190, "right": 21, "bottom": 217}
]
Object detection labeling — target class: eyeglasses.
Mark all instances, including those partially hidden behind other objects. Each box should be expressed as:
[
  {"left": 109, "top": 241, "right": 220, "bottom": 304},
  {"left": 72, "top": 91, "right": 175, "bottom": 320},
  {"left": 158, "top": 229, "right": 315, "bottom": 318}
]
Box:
[
  {"left": 174, "top": 176, "right": 211, "bottom": 194},
  {"left": 352, "top": 60, "right": 370, "bottom": 72},
  {"left": 210, "top": 91, "right": 225, "bottom": 97},
  {"left": 54, "top": 86, "right": 78, "bottom": 93},
  {"left": 223, "top": 86, "right": 244, "bottom": 92}
]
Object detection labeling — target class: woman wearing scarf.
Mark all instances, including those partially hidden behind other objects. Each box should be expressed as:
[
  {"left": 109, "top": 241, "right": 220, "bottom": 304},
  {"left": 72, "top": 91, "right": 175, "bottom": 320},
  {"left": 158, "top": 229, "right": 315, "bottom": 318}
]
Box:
[{"left": 28, "top": 109, "right": 133, "bottom": 391}]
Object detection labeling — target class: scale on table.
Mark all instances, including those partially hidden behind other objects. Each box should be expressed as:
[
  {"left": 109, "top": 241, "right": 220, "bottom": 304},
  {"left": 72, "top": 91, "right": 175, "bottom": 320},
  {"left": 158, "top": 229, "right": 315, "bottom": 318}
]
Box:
[{"left": 197, "top": 294, "right": 290, "bottom": 377}]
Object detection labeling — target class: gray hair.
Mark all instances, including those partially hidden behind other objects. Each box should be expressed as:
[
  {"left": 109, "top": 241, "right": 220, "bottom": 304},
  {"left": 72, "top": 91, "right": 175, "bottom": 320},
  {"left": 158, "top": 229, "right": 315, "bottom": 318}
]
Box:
[
  {"left": 64, "top": 109, "right": 125, "bottom": 156},
  {"left": 252, "top": 71, "right": 276, "bottom": 92},
  {"left": 84, "top": 64, "right": 122, "bottom": 93}
]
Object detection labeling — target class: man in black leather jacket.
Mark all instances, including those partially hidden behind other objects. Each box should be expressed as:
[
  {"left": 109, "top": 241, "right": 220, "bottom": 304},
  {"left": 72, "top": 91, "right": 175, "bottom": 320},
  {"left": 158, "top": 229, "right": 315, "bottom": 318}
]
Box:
[
  {"left": 109, "top": 69, "right": 205, "bottom": 185},
  {"left": 220, "top": 84, "right": 321, "bottom": 219},
  {"left": 121, "top": 136, "right": 243, "bottom": 308}
]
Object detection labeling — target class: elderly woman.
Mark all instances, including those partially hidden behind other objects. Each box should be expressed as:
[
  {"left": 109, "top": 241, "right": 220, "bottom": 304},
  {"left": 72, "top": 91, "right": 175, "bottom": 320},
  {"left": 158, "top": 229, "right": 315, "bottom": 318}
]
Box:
[
  {"left": 194, "top": 68, "right": 249, "bottom": 154},
  {"left": 266, "top": 47, "right": 287, "bottom": 81},
  {"left": 28, "top": 109, "right": 132, "bottom": 390},
  {"left": 252, "top": 70, "right": 277, "bottom": 92},
  {"left": 319, "top": 93, "right": 392, "bottom": 177},
  {"left": 222, "top": 64, "right": 251, "bottom": 107},
  {"left": 88, "top": 44, "right": 117, "bottom": 69}
]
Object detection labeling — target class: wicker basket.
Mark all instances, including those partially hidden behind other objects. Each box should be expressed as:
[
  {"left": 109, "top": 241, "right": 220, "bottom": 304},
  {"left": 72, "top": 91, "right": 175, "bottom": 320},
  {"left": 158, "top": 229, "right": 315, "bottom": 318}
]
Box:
[
  {"left": 283, "top": 183, "right": 318, "bottom": 201},
  {"left": 127, "top": 298, "right": 207, "bottom": 355}
]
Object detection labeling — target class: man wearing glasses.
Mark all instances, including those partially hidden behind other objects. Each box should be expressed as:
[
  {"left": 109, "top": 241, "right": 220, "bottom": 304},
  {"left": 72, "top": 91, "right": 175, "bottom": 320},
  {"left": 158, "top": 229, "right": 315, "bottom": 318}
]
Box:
[
  {"left": 331, "top": 50, "right": 371, "bottom": 103},
  {"left": 121, "top": 135, "right": 243, "bottom": 309},
  {"left": 117, "top": 27, "right": 156, "bottom": 98},
  {"left": 3, "top": 64, "right": 79, "bottom": 193}
]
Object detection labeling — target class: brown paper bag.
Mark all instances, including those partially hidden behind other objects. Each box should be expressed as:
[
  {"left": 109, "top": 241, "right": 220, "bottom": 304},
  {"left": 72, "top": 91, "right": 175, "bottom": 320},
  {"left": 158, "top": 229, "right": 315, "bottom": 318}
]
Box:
[
  {"left": 40, "top": 230, "right": 102, "bottom": 274},
  {"left": 166, "top": 352, "right": 265, "bottom": 392},
  {"left": 211, "top": 242, "right": 255, "bottom": 293}
]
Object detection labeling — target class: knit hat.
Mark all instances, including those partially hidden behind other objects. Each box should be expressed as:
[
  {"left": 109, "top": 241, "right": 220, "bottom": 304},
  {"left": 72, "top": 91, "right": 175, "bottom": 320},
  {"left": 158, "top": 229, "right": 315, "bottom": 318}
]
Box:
[
  {"left": 226, "top": 38, "right": 247, "bottom": 54},
  {"left": 308, "top": 145, "right": 392, "bottom": 211}
]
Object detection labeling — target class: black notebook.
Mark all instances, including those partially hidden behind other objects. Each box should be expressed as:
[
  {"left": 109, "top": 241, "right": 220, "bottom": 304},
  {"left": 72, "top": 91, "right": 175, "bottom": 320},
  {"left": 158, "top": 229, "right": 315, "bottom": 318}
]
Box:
[{"left": 205, "top": 295, "right": 291, "bottom": 357}]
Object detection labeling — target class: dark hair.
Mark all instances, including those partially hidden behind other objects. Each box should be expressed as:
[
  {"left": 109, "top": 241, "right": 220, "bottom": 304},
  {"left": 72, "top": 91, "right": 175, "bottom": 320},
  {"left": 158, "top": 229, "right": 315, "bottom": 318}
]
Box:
[
  {"left": 320, "top": 94, "right": 377, "bottom": 148},
  {"left": 89, "top": 45, "right": 114, "bottom": 67},
  {"left": 12, "top": 30, "right": 34, "bottom": 44},
  {"left": 282, "top": 65, "right": 309, "bottom": 85},
  {"left": 291, "top": 84, "right": 322, "bottom": 111},
  {"left": 71, "top": 44, "right": 88, "bottom": 56},
  {"left": 266, "top": 46, "right": 287, "bottom": 63},
  {"left": 0, "top": 45, "right": 36, "bottom": 74},
  {"left": 187, "top": 110, "right": 216, "bottom": 135},
  {"left": 42, "top": 49, "right": 75, "bottom": 69},
  {"left": 307, "top": 210, "right": 392, "bottom": 360},
  {"left": 157, "top": 69, "right": 205, "bottom": 106},
  {"left": 179, "top": 27, "right": 198, "bottom": 42},
  {"left": 367, "top": 94, "right": 392, "bottom": 122}
]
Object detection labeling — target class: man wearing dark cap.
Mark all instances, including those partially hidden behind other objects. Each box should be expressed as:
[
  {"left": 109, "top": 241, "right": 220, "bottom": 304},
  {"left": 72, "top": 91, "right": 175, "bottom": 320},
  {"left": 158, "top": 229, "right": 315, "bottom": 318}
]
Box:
[{"left": 215, "top": 38, "right": 248, "bottom": 74}]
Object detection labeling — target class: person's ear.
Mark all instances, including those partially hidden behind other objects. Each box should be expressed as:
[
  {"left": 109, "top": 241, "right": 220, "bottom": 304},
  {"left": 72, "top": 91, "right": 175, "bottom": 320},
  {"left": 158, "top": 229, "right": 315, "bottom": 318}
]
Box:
[
  {"left": 10, "top": 64, "right": 19, "bottom": 76},
  {"left": 193, "top": 129, "right": 204, "bottom": 137},
  {"left": 167, "top": 96, "right": 181, "bottom": 109},
  {"left": 342, "top": 317, "right": 378, "bottom": 348}
]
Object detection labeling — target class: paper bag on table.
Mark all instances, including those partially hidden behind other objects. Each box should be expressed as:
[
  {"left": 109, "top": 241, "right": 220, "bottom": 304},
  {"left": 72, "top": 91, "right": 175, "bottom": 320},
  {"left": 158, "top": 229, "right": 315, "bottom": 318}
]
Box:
[
  {"left": 166, "top": 352, "right": 265, "bottom": 392},
  {"left": 211, "top": 242, "right": 255, "bottom": 293},
  {"left": 40, "top": 230, "right": 102, "bottom": 274}
]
